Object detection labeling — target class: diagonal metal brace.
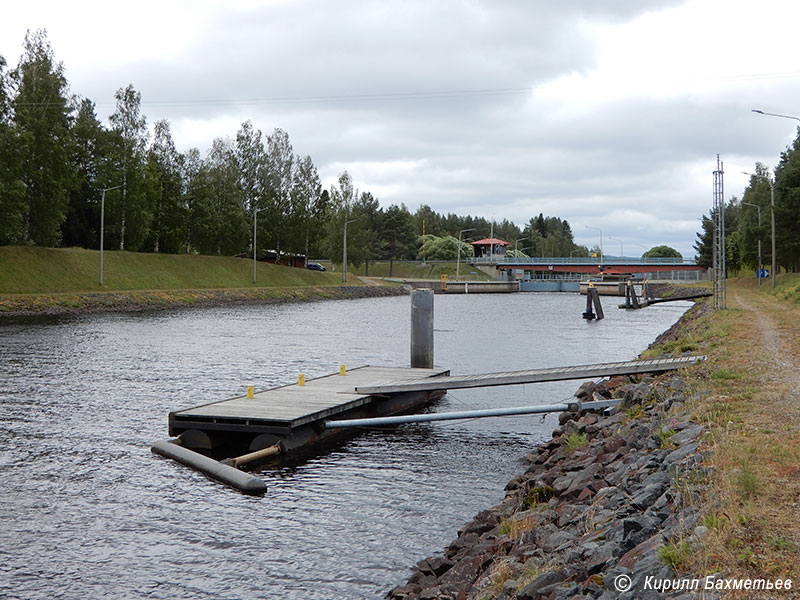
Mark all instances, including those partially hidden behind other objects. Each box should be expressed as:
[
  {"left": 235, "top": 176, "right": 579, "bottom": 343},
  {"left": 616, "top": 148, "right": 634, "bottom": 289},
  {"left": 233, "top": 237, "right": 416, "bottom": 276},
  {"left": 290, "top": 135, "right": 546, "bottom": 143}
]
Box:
[{"left": 324, "top": 398, "right": 621, "bottom": 429}]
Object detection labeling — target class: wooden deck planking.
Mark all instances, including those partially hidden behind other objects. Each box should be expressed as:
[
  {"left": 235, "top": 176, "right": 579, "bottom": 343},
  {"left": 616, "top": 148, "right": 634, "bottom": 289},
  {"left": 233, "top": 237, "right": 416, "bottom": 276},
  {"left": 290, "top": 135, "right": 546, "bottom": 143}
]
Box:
[
  {"left": 171, "top": 365, "right": 449, "bottom": 428},
  {"left": 354, "top": 356, "right": 706, "bottom": 395}
]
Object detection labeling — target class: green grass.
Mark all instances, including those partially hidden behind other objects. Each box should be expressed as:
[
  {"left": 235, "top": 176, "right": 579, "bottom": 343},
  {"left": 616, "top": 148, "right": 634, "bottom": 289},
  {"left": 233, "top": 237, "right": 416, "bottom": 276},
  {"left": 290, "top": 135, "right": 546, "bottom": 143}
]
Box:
[
  {"left": 564, "top": 432, "right": 588, "bottom": 452},
  {"left": 736, "top": 466, "right": 760, "bottom": 500},
  {"left": 658, "top": 427, "right": 678, "bottom": 449},
  {"left": 0, "top": 246, "right": 351, "bottom": 294},
  {"left": 771, "top": 272, "right": 800, "bottom": 304},
  {"left": 523, "top": 485, "right": 555, "bottom": 509},
  {"left": 710, "top": 368, "right": 738, "bottom": 381},
  {"left": 658, "top": 541, "right": 692, "bottom": 570}
]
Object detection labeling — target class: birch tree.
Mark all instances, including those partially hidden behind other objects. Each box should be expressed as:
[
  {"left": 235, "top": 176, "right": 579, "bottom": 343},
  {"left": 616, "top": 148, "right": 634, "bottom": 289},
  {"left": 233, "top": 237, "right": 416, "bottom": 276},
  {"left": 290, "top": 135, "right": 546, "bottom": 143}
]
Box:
[
  {"left": 235, "top": 120, "right": 265, "bottom": 242},
  {"left": 263, "top": 128, "right": 294, "bottom": 256},
  {"left": 147, "top": 119, "right": 184, "bottom": 253},
  {"left": 289, "top": 154, "right": 322, "bottom": 260},
  {"left": 193, "top": 137, "right": 247, "bottom": 255},
  {"left": 109, "top": 84, "right": 148, "bottom": 250}
]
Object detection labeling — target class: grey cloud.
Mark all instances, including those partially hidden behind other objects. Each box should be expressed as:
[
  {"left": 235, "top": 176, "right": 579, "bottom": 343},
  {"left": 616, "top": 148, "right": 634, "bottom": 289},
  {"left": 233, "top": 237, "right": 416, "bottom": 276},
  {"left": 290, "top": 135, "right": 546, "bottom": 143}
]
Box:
[{"left": 55, "top": 0, "right": 779, "bottom": 259}]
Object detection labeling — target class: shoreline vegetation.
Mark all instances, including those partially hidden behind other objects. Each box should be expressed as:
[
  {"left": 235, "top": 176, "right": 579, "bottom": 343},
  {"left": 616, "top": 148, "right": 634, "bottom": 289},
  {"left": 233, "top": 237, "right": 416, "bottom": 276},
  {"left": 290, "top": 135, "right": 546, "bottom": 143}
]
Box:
[{"left": 389, "top": 275, "right": 800, "bottom": 599}]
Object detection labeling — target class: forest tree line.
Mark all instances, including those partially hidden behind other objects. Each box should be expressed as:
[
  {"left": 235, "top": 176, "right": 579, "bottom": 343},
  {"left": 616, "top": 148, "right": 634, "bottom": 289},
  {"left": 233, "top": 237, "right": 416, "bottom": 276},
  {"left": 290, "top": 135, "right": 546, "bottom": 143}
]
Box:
[
  {"left": 0, "top": 31, "right": 593, "bottom": 266},
  {"left": 695, "top": 140, "right": 800, "bottom": 275}
]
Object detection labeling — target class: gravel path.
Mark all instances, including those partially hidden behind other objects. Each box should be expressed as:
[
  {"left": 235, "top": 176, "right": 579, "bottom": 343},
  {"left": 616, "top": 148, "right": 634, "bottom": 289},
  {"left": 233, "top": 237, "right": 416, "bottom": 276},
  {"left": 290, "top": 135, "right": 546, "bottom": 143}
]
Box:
[{"left": 732, "top": 290, "right": 800, "bottom": 414}]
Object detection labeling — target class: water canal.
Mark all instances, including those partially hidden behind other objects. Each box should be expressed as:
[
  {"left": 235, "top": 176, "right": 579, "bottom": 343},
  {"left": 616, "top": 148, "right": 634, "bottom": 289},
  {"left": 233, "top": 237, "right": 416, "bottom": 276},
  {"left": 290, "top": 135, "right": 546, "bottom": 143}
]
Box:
[{"left": 0, "top": 293, "right": 691, "bottom": 599}]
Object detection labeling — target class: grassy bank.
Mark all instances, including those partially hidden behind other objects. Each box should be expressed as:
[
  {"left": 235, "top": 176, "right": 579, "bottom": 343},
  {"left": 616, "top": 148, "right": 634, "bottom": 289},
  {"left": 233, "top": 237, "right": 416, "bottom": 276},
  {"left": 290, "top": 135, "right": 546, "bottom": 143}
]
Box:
[
  {"left": 0, "top": 246, "right": 375, "bottom": 315},
  {"left": 0, "top": 246, "right": 353, "bottom": 294},
  {"left": 644, "top": 275, "right": 800, "bottom": 582}
]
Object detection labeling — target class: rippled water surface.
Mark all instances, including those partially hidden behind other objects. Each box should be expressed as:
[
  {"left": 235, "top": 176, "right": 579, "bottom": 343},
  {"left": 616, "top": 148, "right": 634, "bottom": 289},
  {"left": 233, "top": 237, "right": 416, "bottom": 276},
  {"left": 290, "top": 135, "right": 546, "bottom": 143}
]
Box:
[{"left": 0, "top": 293, "right": 690, "bottom": 599}]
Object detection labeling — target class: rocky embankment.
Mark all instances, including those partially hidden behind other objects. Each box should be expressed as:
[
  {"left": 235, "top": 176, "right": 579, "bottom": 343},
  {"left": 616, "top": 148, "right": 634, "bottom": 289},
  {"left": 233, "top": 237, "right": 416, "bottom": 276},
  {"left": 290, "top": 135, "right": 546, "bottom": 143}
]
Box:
[
  {"left": 388, "top": 369, "right": 713, "bottom": 600},
  {"left": 0, "top": 285, "right": 407, "bottom": 318}
]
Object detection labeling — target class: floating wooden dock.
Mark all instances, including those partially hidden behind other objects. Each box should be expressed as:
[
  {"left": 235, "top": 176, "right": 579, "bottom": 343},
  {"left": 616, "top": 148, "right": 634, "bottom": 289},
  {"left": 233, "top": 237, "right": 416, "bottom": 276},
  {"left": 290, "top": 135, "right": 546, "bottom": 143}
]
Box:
[
  {"left": 354, "top": 356, "right": 706, "bottom": 395},
  {"left": 156, "top": 355, "right": 705, "bottom": 494},
  {"left": 169, "top": 366, "right": 449, "bottom": 453}
]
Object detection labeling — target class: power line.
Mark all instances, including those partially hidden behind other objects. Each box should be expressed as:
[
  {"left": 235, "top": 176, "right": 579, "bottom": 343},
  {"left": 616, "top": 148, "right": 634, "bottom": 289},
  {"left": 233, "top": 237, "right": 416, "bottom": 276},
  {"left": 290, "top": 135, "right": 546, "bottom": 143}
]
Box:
[
  {"left": 101, "top": 86, "right": 536, "bottom": 107},
  {"left": 110, "top": 69, "right": 800, "bottom": 107},
  {"left": 13, "top": 85, "right": 535, "bottom": 108},
  {"left": 12, "top": 68, "right": 800, "bottom": 109}
]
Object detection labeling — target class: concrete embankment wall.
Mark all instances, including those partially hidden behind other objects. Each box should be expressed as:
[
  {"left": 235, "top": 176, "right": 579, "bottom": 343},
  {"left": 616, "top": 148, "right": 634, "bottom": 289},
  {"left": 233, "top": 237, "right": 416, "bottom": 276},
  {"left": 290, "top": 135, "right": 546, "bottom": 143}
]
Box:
[
  {"left": 519, "top": 281, "right": 581, "bottom": 293},
  {"left": 401, "top": 280, "right": 520, "bottom": 294}
]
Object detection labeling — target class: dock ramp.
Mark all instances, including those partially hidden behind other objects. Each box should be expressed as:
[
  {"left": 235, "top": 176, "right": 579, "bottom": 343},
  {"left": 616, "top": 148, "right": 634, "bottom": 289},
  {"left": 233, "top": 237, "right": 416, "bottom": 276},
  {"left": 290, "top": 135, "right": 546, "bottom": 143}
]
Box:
[{"left": 354, "top": 355, "right": 705, "bottom": 395}]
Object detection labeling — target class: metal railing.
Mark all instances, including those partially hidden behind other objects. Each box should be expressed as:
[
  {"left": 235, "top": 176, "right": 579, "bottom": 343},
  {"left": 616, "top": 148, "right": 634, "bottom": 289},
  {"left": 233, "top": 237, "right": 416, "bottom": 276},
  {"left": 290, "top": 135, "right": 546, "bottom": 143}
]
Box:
[{"left": 473, "top": 257, "right": 697, "bottom": 266}]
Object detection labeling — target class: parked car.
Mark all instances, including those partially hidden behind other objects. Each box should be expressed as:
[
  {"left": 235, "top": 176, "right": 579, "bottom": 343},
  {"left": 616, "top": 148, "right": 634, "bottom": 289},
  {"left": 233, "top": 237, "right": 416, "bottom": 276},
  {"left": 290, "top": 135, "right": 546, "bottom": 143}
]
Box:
[{"left": 307, "top": 262, "right": 326, "bottom": 271}]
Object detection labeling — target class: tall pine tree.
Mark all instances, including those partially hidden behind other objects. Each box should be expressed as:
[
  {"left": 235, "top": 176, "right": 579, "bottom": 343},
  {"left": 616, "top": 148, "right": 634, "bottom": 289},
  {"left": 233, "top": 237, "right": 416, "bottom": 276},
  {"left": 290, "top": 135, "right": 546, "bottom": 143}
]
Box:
[
  {"left": 63, "top": 98, "right": 106, "bottom": 248},
  {"left": 0, "top": 52, "right": 27, "bottom": 244},
  {"left": 11, "top": 30, "right": 73, "bottom": 246},
  {"left": 774, "top": 130, "right": 800, "bottom": 271}
]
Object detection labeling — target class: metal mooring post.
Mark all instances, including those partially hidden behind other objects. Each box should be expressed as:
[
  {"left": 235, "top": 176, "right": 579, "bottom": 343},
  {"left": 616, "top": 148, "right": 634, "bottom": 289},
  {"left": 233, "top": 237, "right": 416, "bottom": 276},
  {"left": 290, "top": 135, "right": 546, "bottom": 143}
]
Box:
[
  {"left": 582, "top": 284, "right": 604, "bottom": 320},
  {"left": 410, "top": 288, "right": 434, "bottom": 368},
  {"left": 592, "top": 287, "right": 605, "bottom": 320}
]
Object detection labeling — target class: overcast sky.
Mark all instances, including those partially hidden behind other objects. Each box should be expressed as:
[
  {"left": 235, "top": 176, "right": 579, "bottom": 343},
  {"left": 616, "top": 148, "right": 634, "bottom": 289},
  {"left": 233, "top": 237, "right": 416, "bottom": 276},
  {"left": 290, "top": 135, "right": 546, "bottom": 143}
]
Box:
[{"left": 3, "top": 0, "right": 799, "bottom": 257}]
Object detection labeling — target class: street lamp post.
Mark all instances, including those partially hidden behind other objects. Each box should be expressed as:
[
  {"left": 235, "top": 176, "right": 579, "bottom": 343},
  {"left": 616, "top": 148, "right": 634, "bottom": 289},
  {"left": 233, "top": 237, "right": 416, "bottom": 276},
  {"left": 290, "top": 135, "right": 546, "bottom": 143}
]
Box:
[
  {"left": 609, "top": 236, "right": 623, "bottom": 258},
  {"left": 99, "top": 184, "right": 125, "bottom": 286},
  {"left": 456, "top": 228, "right": 474, "bottom": 280},
  {"left": 342, "top": 218, "right": 358, "bottom": 283},
  {"left": 742, "top": 168, "right": 776, "bottom": 288},
  {"left": 770, "top": 177, "right": 776, "bottom": 288},
  {"left": 253, "top": 207, "right": 268, "bottom": 284},
  {"left": 741, "top": 197, "right": 763, "bottom": 286},
  {"left": 751, "top": 109, "right": 800, "bottom": 125},
  {"left": 585, "top": 225, "right": 603, "bottom": 265},
  {"left": 751, "top": 108, "right": 799, "bottom": 287},
  {"left": 515, "top": 237, "right": 526, "bottom": 256}
]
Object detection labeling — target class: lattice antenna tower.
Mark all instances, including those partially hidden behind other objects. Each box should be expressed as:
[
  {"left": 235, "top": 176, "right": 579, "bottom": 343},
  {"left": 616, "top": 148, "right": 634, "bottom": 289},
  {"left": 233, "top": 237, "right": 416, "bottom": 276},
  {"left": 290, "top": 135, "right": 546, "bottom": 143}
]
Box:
[{"left": 712, "top": 155, "right": 726, "bottom": 310}]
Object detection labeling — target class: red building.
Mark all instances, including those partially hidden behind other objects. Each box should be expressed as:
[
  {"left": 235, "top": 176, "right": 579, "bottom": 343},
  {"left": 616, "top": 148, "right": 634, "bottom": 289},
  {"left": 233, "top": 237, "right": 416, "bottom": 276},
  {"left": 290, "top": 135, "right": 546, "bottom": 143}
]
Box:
[{"left": 471, "top": 237, "right": 510, "bottom": 259}]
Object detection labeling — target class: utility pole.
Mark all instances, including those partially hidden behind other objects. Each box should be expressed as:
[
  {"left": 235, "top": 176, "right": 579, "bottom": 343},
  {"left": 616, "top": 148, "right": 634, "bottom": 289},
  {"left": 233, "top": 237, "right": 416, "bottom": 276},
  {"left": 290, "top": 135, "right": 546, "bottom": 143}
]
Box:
[
  {"left": 456, "top": 228, "right": 474, "bottom": 280},
  {"left": 99, "top": 184, "right": 125, "bottom": 286},
  {"left": 712, "top": 155, "right": 726, "bottom": 310},
  {"left": 342, "top": 218, "right": 358, "bottom": 283},
  {"left": 770, "top": 176, "right": 776, "bottom": 288},
  {"left": 253, "top": 207, "right": 267, "bottom": 284},
  {"left": 751, "top": 109, "right": 795, "bottom": 287},
  {"left": 741, "top": 199, "right": 762, "bottom": 286}
]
